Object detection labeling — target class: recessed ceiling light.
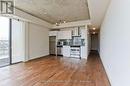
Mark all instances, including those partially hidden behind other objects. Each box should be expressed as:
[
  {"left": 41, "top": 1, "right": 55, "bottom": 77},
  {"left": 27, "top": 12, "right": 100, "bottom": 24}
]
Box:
[
  {"left": 63, "top": 21, "right": 66, "bottom": 23},
  {"left": 92, "top": 32, "right": 96, "bottom": 34},
  {"left": 44, "top": 12, "right": 47, "bottom": 14},
  {"left": 92, "top": 28, "right": 96, "bottom": 30}
]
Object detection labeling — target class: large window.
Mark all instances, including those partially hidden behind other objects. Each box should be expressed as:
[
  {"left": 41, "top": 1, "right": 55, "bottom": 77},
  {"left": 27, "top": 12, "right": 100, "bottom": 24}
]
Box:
[{"left": 0, "top": 17, "right": 10, "bottom": 67}]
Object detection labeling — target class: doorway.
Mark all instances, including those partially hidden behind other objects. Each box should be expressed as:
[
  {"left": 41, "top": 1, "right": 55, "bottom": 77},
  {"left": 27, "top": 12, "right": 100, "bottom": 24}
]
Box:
[
  {"left": 91, "top": 34, "right": 99, "bottom": 51},
  {"left": 0, "top": 17, "right": 11, "bottom": 67}
]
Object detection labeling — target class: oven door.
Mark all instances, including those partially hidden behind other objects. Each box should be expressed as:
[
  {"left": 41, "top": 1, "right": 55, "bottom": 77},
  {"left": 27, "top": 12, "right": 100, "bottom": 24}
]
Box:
[{"left": 70, "top": 47, "right": 80, "bottom": 58}]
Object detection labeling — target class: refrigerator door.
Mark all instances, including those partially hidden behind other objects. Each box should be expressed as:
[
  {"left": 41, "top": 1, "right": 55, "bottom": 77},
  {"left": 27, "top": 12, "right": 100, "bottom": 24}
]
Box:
[
  {"left": 57, "top": 47, "right": 63, "bottom": 55},
  {"left": 49, "top": 36, "right": 56, "bottom": 55}
]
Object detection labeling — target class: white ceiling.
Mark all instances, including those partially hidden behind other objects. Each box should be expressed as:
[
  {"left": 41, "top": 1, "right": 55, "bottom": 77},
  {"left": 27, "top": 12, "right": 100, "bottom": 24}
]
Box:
[
  {"left": 15, "top": 0, "right": 90, "bottom": 24},
  {"left": 87, "top": 0, "right": 110, "bottom": 28}
]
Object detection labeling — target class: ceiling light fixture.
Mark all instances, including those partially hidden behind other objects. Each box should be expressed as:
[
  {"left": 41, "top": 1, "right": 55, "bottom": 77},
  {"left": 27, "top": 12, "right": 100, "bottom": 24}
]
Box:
[
  {"left": 92, "top": 32, "right": 96, "bottom": 34},
  {"left": 55, "top": 20, "right": 66, "bottom": 26},
  {"left": 63, "top": 21, "right": 66, "bottom": 23},
  {"left": 92, "top": 28, "right": 96, "bottom": 30}
]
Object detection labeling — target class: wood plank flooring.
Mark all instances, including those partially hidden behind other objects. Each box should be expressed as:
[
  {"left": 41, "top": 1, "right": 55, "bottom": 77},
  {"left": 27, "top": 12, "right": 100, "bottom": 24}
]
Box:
[{"left": 0, "top": 51, "right": 110, "bottom": 86}]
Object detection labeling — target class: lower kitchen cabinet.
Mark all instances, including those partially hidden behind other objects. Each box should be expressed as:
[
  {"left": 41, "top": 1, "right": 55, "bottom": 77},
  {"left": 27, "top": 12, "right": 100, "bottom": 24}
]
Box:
[
  {"left": 63, "top": 46, "right": 70, "bottom": 57},
  {"left": 81, "top": 46, "right": 88, "bottom": 59}
]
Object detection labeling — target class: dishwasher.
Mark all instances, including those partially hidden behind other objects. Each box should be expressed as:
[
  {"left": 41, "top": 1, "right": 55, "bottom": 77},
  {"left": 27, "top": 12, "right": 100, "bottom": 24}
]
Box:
[{"left": 57, "top": 46, "right": 63, "bottom": 56}]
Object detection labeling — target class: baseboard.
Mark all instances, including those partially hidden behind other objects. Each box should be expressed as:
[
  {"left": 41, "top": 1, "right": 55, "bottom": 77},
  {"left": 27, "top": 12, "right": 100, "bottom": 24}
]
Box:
[
  {"left": 98, "top": 53, "right": 111, "bottom": 86},
  {"left": 26, "top": 54, "right": 50, "bottom": 62}
]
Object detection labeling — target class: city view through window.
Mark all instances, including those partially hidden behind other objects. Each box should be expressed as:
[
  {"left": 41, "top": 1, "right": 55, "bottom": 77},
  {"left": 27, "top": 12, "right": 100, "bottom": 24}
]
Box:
[{"left": 0, "top": 17, "right": 10, "bottom": 66}]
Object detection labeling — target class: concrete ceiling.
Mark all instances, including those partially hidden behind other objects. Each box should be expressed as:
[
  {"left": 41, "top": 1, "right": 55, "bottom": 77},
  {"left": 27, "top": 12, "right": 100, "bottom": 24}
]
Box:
[{"left": 15, "top": 0, "right": 90, "bottom": 24}]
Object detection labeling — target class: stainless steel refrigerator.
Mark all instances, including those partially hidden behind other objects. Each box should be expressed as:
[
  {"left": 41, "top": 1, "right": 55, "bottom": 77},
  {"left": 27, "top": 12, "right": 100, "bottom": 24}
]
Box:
[{"left": 49, "top": 36, "right": 56, "bottom": 55}]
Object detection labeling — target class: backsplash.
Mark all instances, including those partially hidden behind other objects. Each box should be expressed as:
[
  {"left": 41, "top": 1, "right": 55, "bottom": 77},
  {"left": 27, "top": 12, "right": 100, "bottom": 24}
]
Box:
[{"left": 57, "top": 39, "right": 85, "bottom": 46}]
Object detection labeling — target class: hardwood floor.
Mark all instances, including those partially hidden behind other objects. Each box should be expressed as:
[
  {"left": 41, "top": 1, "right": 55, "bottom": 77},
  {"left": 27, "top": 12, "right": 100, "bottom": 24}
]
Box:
[{"left": 0, "top": 51, "right": 110, "bottom": 86}]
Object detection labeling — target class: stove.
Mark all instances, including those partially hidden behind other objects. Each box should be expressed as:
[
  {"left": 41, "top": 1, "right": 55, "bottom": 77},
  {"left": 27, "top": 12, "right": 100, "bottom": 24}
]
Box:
[{"left": 70, "top": 46, "right": 81, "bottom": 59}]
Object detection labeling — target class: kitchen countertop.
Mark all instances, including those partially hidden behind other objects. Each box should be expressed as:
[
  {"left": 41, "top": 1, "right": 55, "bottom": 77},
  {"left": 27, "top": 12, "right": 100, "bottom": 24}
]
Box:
[
  {"left": 57, "top": 45, "right": 63, "bottom": 47},
  {"left": 70, "top": 45, "right": 81, "bottom": 47},
  {"left": 57, "top": 45, "right": 84, "bottom": 47}
]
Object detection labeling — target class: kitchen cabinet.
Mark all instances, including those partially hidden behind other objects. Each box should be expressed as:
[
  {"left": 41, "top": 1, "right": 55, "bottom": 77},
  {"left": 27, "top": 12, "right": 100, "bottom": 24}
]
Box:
[
  {"left": 57, "top": 31, "right": 62, "bottom": 39},
  {"left": 57, "top": 31, "right": 72, "bottom": 39},
  {"left": 63, "top": 46, "right": 70, "bottom": 57},
  {"left": 81, "top": 46, "right": 88, "bottom": 59},
  {"left": 72, "top": 27, "right": 81, "bottom": 36},
  {"left": 49, "top": 31, "right": 58, "bottom": 36},
  {"left": 81, "top": 29, "right": 87, "bottom": 39}
]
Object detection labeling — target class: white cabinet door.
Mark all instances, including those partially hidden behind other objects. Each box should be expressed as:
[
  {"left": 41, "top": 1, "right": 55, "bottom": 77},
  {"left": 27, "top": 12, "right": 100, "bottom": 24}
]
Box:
[
  {"left": 72, "top": 27, "right": 79, "bottom": 36},
  {"left": 81, "top": 29, "right": 87, "bottom": 39},
  {"left": 57, "top": 31, "right": 63, "bottom": 39},
  {"left": 49, "top": 31, "right": 58, "bottom": 36},
  {"left": 57, "top": 31, "right": 72, "bottom": 39},
  {"left": 63, "top": 30, "right": 72, "bottom": 39},
  {"left": 81, "top": 46, "right": 88, "bottom": 59},
  {"left": 63, "top": 46, "right": 70, "bottom": 57}
]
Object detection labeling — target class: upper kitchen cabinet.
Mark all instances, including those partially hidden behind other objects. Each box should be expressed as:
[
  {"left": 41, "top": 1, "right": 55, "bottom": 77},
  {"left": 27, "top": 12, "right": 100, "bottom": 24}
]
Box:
[
  {"left": 57, "top": 30, "right": 72, "bottom": 39},
  {"left": 49, "top": 31, "right": 58, "bottom": 36},
  {"left": 72, "top": 27, "right": 81, "bottom": 36},
  {"left": 81, "top": 28, "right": 87, "bottom": 39}
]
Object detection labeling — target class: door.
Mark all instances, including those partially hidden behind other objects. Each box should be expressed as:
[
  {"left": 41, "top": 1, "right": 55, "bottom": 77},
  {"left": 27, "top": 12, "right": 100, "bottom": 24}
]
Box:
[
  {"left": 49, "top": 36, "right": 56, "bottom": 55},
  {"left": 91, "top": 34, "right": 99, "bottom": 50},
  {"left": 0, "top": 17, "right": 11, "bottom": 67}
]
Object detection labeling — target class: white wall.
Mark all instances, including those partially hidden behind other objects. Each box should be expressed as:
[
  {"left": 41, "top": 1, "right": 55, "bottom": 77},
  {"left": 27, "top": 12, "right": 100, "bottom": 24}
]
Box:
[
  {"left": 87, "top": 0, "right": 110, "bottom": 28},
  {"left": 100, "top": 0, "right": 130, "bottom": 86},
  {"left": 28, "top": 23, "right": 49, "bottom": 60},
  {"left": 12, "top": 17, "right": 50, "bottom": 61},
  {"left": 87, "top": 28, "right": 91, "bottom": 54}
]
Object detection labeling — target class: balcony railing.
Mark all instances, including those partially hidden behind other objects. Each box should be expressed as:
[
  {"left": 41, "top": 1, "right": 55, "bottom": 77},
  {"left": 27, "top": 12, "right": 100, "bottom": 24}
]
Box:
[{"left": 0, "top": 40, "right": 9, "bottom": 59}]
